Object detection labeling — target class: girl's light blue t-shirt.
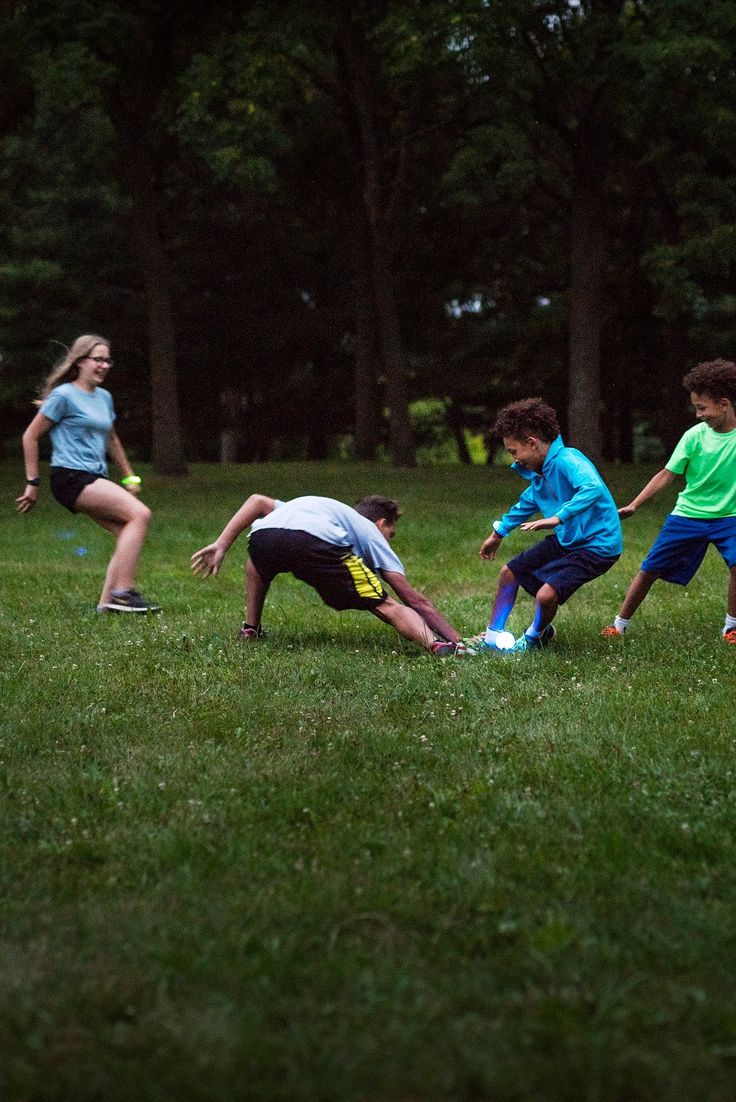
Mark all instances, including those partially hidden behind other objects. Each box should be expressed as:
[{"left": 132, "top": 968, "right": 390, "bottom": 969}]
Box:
[{"left": 40, "top": 383, "right": 115, "bottom": 475}]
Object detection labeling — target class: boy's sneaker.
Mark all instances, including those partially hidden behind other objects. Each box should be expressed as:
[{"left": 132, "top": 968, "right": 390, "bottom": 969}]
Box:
[
  {"left": 511, "top": 624, "right": 556, "bottom": 652},
  {"left": 101, "top": 589, "right": 161, "bottom": 613},
  {"left": 431, "top": 639, "right": 475, "bottom": 658},
  {"left": 601, "top": 624, "right": 625, "bottom": 638},
  {"left": 237, "top": 623, "right": 264, "bottom": 642},
  {"left": 723, "top": 629, "right": 736, "bottom": 645}
]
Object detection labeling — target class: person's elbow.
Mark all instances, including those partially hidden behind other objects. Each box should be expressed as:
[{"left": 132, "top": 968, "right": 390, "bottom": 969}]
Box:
[
  {"left": 246, "top": 493, "right": 275, "bottom": 517},
  {"left": 22, "top": 424, "right": 44, "bottom": 451}
]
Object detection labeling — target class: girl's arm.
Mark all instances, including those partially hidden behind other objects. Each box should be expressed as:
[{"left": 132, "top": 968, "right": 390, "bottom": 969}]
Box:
[
  {"left": 107, "top": 429, "right": 141, "bottom": 494},
  {"left": 16, "top": 412, "right": 54, "bottom": 513}
]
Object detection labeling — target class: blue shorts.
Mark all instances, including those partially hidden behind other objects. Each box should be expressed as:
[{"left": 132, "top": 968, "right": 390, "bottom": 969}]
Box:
[
  {"left": 641, "top": 514, "right": 736, "bottom": 585},
  {"left": 507, "top": 533, "right": 620, "bottom": 605}
]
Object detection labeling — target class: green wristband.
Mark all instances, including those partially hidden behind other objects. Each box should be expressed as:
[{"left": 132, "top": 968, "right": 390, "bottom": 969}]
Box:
[{"left": 121, "top": 474, "right": 141, "bottom": 486}]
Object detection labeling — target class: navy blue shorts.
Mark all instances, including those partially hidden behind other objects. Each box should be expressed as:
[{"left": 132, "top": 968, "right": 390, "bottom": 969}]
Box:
[
  {"left": 641, "top": 513, "right": 736, "bottom": 585},
  {"left": 507, "top": 533, "right": 620, "bottom": 605},
  {"left": 50, "top": 467, "right": 106, "bottom": 513},
  {"left": 248, "top": 529, "right": 388, "bottom": 611}
]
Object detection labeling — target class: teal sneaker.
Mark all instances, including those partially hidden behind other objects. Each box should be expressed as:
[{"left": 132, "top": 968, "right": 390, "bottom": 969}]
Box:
[{"left": 511, "top": 624, "right": 556, "bottom": 652}]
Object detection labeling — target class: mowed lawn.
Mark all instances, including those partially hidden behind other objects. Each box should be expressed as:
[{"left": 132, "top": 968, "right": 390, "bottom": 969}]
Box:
[{"left": 1, "top": 459, "right": 735, "bottom": 1102}]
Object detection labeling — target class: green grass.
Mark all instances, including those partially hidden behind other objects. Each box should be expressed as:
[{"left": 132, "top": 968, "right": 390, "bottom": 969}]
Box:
[{"left": 1, "top": 459, "right": 735, "bottom": 1101}]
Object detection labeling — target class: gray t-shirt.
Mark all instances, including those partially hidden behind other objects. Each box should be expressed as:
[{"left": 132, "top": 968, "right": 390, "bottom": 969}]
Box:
[
  {"left": 40, "top": 382, "right": 115, "bottom": 475},
  {"left": 251, "top": 496, "right": 405, "bottom": 574}
]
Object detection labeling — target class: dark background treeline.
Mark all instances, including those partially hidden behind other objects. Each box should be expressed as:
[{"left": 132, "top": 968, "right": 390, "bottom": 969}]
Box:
[{"left": 1, "top": 0, "right": 734, "bottom": 472}]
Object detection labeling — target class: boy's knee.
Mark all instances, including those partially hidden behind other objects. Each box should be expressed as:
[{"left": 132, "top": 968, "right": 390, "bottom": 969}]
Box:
[
  {"left": 371, "top": 597, "right": 397, "bottom": 622},
  {"left": 537, "top": 583, "right": 559, "bottom": 607},
  {"left": 498, "top": 564, "right": 516, "bottom": 586}
]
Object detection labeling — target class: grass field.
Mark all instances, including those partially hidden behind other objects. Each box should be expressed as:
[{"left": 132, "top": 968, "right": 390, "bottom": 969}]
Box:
[{"left": 1, "top": 458, "right": 735, "bottom": 1102}]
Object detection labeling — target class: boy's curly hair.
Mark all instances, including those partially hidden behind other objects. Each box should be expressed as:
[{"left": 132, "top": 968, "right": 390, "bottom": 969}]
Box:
[
  {"left": 493, "top": 398, "right": 560, "bottom": 443},
  {"left": 683, "top": 359, "right": 736, "bottom": 406}
]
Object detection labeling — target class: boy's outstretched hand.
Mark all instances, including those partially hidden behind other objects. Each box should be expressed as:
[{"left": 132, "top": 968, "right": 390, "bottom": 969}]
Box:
[
  {"left": 480, "top": 532, "right": 503, "bottom": 560},
  {"left": 618, "top": 505, "right": 636, "bottom": 519},
  {"left": 191, "top": 543, "right": 226, "bottom": 578}
]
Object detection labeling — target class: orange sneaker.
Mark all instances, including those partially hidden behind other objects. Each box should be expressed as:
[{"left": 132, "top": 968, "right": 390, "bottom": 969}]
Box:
[
  {"left": 601, "top": 624, "right": 625, "bottom": 638},
  {"left": 723, "top": 629, "right": 736, "bottom": 644}
]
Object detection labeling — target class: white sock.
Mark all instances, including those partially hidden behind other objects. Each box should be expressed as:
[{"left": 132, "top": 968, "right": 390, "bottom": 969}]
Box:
[
  {"left": 614, "top": 615, "right": 630, "bottom": 633},
  {"left": 723, "top": 614, "right": 736, "bottom": 635}
]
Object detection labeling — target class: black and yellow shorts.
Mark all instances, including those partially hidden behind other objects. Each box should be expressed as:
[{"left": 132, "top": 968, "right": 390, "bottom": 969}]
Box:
[{"left": 248, "top": 529, "right": 387, "bottom": 611}]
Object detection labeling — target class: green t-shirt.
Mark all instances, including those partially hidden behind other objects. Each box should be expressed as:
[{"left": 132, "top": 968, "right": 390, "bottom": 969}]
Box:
[{"left": 667, "top": 422, "right": 736, "bottom": 518}]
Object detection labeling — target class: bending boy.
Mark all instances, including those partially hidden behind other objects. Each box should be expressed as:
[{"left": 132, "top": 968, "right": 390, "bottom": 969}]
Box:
[
  {"left": 603, "top": 359, "right": 736, "bottom": 643},
  {"left": 192, "top": 493, "right": 469, "bottom": 656},
  {"left": 478, "top": 399, "right": 622, "bottom": 652}
]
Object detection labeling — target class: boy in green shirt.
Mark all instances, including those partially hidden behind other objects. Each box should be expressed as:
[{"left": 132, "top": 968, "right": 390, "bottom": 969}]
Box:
[{"left": 602, "top": 359, "right": 736, "bottom": 643}]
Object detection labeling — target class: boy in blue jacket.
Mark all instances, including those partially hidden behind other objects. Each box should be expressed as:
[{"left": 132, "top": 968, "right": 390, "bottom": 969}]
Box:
[{"left": 477, "top": 398, "right": 622, "bottom": 652}]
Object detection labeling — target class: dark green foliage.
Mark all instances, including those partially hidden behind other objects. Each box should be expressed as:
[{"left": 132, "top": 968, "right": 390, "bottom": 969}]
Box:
[{"left": 0, "top": 1, "right": 735, "bottom": 464}]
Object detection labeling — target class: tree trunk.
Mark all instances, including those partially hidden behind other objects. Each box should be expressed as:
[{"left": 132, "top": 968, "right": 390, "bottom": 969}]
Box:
[
  {"left": 369, "top": 224, "right": 415, "bottom": 467},
  {"left": 568, "top": 180, "right": 605, "bottom": 464},
  {"left": 658, "top": 320, "right": 691, "bottom": 452},
  {"left": 219, "top": 388, "right": 241, "bottom": 463},
  {"left": 352, "top": 223, "right": 380, "bottom": 459},
  {"left": 305, "top": 361, "right": 329, "bottom": 460},
  {"left": 445, "top": 399, "right": 472, "bottom": 464},
  {"left": 117, "top": 138, "right": 187, "bottom": 476},
  {"left": 337, "top": 18, "right": 415, "bottom": 467},
  {"left": 617, "top": 387, "right": 634, "bottom": 463}
]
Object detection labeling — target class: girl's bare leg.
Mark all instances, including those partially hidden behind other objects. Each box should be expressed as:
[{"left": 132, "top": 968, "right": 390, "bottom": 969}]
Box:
[{"left": 75, "top": 480, "right": 152, "bottom": 607}]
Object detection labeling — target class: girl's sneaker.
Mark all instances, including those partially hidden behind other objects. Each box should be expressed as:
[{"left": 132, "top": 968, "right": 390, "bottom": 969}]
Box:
[
  {"left": 601, "top": 624, "right": 625, "bottom": 637},
  {"left": 723, "top": 629, "right": 736, "bottom": 644},
  {"left": 101, "top": 589, "right": 161, "bottom": 613}
]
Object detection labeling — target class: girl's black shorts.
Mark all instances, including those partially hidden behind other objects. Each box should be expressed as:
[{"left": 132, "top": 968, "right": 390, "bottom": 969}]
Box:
[{"left": 50, "top": 467, "right": 106, "bottom": 513}]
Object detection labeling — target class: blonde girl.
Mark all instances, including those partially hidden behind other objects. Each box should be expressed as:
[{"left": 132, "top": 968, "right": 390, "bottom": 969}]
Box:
[{"left": 16, "top": 334, "right": 160, "bottom": 613}]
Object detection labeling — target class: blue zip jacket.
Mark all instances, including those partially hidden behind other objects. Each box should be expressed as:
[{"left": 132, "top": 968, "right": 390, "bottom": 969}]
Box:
[{"left": 495, "top": 436, "right": 622, "bottom": 557}]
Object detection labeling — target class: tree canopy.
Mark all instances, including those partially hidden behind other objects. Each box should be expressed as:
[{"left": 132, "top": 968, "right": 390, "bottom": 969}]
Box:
[{"left": 1, "top": 0, "right": 734, "bottom": 467}]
